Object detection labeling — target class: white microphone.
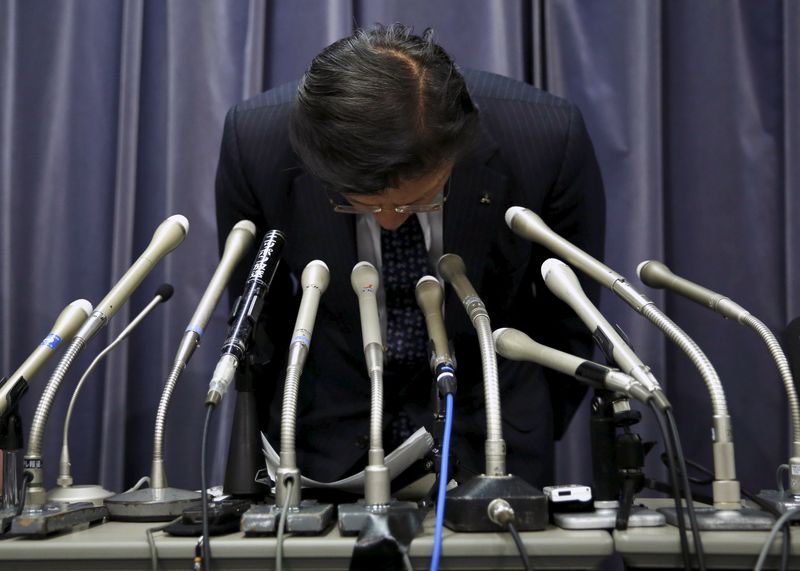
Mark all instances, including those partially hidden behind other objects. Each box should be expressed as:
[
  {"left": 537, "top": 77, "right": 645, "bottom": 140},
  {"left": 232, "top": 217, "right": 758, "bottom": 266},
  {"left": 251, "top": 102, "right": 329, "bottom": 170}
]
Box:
[
  {"left": 541, "top": 258, "right": 667, "bottom": 407},
  {"left": 493, "top": 327, "right": 651, "bottom": 404},
  {"left": 288, "top": 260, "right": 330, "bottom": 359},
  {"left": 0, "top": 299, "right": 93, "bottom": 417},
  {"left": 76, "top": 214, "right": 189, "bottom": 343},
  {"left": 637, "top": 260, "right": 749, "bottom": 322}
]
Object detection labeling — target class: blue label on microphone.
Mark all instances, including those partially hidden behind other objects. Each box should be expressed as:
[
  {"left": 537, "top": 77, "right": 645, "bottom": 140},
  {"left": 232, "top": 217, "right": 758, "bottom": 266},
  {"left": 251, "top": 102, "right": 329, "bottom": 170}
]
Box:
[{"left": 41, "top": 334, "right": 62, "bottom": 349}]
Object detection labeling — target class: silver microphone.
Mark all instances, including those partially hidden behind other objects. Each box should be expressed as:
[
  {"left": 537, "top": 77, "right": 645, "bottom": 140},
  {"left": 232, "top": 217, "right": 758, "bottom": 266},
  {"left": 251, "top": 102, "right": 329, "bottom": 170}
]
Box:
[
  {"left": 637, "top": 260, "right": 749, "bottom": 322},
  {"left": 414, "top": 276, "right": 454, "bottom": 369},
  {"left": 493, "top": 327, "right": 651, "bottom": 404},
  {"left": 22, "top": 215, "right": 189, "bottom": 510},
  {"left": 508, "top": 207, "right": 741, "bottom": 509},
  {"left": 1, "top": 299, "right": 93, "bottom": 417},
  {"left": 76, "top": 214, "right": 189, "bottom": 343},
  {"left": 350, "top": 261, "right": 390, "bottom": 505},
  {"left": 437, "top": 253, "right": 506, "bottom": 477},
  {"left": 277, "top": 260, "right": 330, "bottom": 507},
  {"left": 541, "top": 258, "right": 665, "bottom": 402},
  {"left": 639, "top": 259, "right": 800, "bottom": 495}
]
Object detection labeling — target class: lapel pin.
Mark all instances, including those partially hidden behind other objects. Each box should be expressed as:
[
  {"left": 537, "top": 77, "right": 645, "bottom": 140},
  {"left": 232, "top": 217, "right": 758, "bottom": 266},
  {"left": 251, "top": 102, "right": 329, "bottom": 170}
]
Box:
[{"left": 479, "top": 192, "right": 492, "bottom": 205}]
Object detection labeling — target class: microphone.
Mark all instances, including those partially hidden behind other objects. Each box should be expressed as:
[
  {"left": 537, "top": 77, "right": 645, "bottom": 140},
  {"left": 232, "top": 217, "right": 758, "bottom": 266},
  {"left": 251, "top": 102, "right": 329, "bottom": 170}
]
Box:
[
  {"left": 415, "top": 276, "right": 453, "bottom": 368},
  {"left": 105, "top": 222, "right": 257, "bottom": 521},
  {"left": 540, "top": 258, "right": 666, "bottom": 405},
  {"left": 637, "top": 260, "right": 749, "bottom": 322},
  {"left": 639, "top": 259, "right": 800, "bottom": 497},
  {"left": 415, "top": 276, "right": 457, "bottom": 400},
  {"left": 76, "top": 215, "right": 189, "bottom": 343},
  {"left": 21, "top": 214, "right": 189, "bottom": 512},
  {"left": 350, "top": 261, "right": 390, "bottom": 505},
  {"left": 0, "top": 299, "right": 93, "bottom": 418},
  {"left": 493, "top": 327, "right": 651, "bottom": 404},
  {"left": 277, "top": 260, "right": 330, "bottom": 508},
  {"left": 206, "top": 229, "right": 285, "bottom": 406},
  {"left": 51, "top": 284, "right": 173, "bottom": 503},
  {"left": 508, "top": 207, "right": 743, "bottom": 511},
  {"left": 438, "top": 253, "right": 506, "bottom": 477}
]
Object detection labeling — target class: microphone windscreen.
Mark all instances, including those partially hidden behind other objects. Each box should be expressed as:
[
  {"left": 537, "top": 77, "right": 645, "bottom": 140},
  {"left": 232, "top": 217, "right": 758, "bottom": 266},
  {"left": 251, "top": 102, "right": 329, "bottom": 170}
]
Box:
[{"left": 155, "top": 283, "right": 174, "bottom": 302}]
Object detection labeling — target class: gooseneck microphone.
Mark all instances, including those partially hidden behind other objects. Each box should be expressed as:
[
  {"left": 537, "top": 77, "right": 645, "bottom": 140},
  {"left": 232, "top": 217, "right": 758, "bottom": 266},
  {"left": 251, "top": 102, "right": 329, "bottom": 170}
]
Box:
[
  {"left": 438, "top": 254, "right": 505, "bottom": 477},
  {"left": 0, "top": 299, "right": 93, "bottom": 419},
  {"left": 350, "top": 261, "right": 390, "bottom": 506},
  {"left": 277, "top": 260, "right": 330, "bottom": 508},
  {"left": 507, "top": 207, "right": 741, "bottom": 511},
  {"left": 415, "top": 276, "right": 457, "bottom": 397},
  {"left": 104, "top": 222, "right": 257, "bottom": 522},
  {"left": 541, "top": 259, "right": 666, "bottom": 406},
  {"left": 21, "top": 215, "right": 188, "bottom": 511},
  {"left": 50, "top": 284, "right": 173, "bottom": 504},
  {"left": 639, "top": 259, "right": 800, "bottom": 497},
  {"left": 206, "top": 229, "right": 285, "bottom": 406},
  {"left": 493, "top": 327, "right": 652, "bottom": 404}
]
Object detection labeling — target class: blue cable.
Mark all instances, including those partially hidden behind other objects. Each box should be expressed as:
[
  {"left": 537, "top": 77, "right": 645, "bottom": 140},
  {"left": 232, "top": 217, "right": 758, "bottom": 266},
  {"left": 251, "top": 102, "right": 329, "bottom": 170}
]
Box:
[{"left": 430, "top": 392, "right": 454, "bottom": 571}]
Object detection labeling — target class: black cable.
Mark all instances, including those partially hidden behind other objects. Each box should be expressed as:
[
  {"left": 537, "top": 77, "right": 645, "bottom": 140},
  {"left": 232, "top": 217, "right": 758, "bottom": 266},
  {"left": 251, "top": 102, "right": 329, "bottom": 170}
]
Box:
[
  {"left": 506, "top": 522, "right": 533, "bottom": 571},
  {"left": 648, "top": 401, "right": 692, "bottom": 571},
  {"left": 665, "top": 407, "right": 706, "bottom": 571},
  {"left": 200, "top": 403, "right": 214, "bottom": 571},
  {"left": 15, "top": 471, "right": 32, "bottom": 517}
]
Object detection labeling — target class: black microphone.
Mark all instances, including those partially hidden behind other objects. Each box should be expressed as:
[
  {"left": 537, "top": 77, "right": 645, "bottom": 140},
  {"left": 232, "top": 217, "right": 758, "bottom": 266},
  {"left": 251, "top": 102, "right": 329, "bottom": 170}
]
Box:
[{"left": 206, "top": 229, "right": 285, "bottom": 405}]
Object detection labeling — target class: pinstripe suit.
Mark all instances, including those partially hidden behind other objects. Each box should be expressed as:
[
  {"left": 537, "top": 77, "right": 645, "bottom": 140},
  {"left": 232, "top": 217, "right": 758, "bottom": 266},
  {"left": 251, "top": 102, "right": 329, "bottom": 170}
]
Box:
[{"left": 215, "top": 69, "right": 606, "bottom": 488}]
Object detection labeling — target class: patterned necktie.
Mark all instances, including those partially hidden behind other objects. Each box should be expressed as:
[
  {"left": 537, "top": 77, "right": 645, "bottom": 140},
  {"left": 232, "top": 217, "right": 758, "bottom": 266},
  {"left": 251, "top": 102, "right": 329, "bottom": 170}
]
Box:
[{"left": 380, "top": 214, "right": 429, "bottom": 367}]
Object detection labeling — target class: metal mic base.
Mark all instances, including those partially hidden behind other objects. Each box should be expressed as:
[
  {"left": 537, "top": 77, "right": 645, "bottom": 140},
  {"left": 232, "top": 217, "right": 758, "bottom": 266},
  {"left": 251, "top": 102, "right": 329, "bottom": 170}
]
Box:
[
  {"left": 756, "top": 489, "right": 800, "bottom": 514},
  {"left": 104, "top": 487, "right": 202, "bottom": 521},
  {"left": 444, "top": 474, "right": 547, "bottom": 532},
  {"left": 46, "top": 484, "right": 114, "bottom": 506},
  {"left": 337, "top": 499, "right": 420, "bottom": 536},
  {"left": 241, "top": 500, "right": 335, "bottom": 535},
  {"left": 10, "top": 502, "right": 108, "bottom": 536},
  {"left": 658, "top": 506, "right": 775, "bottom": 530},
  {"left": 554, "top": 505, "right": 665, "bottom": 529}
]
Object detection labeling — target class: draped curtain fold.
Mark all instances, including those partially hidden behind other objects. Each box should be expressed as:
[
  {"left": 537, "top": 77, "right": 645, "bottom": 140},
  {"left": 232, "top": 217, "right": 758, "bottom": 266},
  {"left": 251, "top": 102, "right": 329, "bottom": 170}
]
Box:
[{"left": 0, "top": 0, "right": 796, "bottom": 494}]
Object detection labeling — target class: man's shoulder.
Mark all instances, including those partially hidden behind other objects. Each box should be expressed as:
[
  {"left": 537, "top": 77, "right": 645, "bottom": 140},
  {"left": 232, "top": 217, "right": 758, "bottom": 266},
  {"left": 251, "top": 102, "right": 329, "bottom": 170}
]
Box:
[
  {"left": 462, "top": 68, "right": 572, "bottom": 110},
  {"left": 230, "top": 81, "right": 299, "bottom": 116}
]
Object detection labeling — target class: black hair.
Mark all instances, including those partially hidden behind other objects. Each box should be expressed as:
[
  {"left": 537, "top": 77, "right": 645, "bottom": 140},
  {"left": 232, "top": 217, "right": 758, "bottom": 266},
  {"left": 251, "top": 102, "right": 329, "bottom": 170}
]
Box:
[{"left": 288, "top": 23, "right": 480, "bottom": 195}]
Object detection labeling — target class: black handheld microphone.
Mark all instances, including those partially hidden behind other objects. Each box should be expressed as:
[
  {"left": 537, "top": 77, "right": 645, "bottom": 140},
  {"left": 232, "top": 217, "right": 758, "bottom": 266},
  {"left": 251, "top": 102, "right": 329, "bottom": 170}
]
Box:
[{"left": 206, "top": 229, "right": 285, "bottom": 405}]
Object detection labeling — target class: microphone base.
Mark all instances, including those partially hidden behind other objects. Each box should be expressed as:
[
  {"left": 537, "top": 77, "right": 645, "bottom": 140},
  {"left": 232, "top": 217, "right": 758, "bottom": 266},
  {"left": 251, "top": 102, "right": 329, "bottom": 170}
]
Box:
[
  {"left": 241, "top": 500, "right": 335, "bottom": 535},
  {"left": 554, "top": 505, "right": 665, "bottom": 529},
  {"left": 755, "top": 489, "right": 800, "bottom": 514},
  {"left": 10, "top": 501, "right": 107, "bottom": 536},
  {"left": 658, "top": 506, "right": 775, "bottom": 530},
  {"left": 46, "top": 484, "right": 115, "bottom": 507},
  {"left": 444, "top": 474, "right": 547, "bottom": 532},
  {"left": 104, "top": 486, "right": 202, "bottom": 522},
  {"left": 337, "top": 498, "right": 420, "bottom": 536}
]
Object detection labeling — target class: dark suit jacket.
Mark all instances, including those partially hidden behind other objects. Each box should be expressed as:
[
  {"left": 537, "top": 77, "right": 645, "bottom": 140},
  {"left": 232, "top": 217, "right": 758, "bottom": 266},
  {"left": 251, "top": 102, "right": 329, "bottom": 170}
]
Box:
[{"left": 215, "top": 69, "right": 606, "bottom": 488}]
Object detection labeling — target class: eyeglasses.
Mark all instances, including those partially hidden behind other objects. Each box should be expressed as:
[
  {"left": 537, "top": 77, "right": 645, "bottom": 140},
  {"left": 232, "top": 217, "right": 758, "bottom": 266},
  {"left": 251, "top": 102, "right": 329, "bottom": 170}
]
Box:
[{"left": 327, "top": 179, "right": 451, "bottom": 215}]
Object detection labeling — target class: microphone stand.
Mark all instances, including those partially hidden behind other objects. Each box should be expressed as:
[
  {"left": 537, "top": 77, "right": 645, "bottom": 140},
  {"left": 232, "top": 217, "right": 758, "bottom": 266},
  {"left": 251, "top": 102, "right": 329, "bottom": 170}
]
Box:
[
  {"left": 338, "top": 262, "right": 420, "bottom": 535},
  {"left": 554, "top": 389, "right": 664, "bottom": 529},
  {"left": 438, "top": 254, "right": 547, "bottom": 532}
]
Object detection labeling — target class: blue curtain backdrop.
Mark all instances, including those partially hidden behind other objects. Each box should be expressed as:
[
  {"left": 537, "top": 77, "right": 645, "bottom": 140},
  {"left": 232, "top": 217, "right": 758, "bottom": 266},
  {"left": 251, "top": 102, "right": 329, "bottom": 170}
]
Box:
[{"left": 0, "top": 0, "right": 798, "bottom": 499}]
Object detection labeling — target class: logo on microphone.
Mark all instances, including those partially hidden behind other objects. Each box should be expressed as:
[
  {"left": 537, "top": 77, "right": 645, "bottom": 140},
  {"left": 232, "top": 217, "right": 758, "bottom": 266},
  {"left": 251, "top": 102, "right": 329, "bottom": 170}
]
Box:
[
  {"left": 361, "top": 283, "right": 375, "bottom": 294},
  {"left": 41, "top": 334, "right": 62, "bottom": 349}
]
